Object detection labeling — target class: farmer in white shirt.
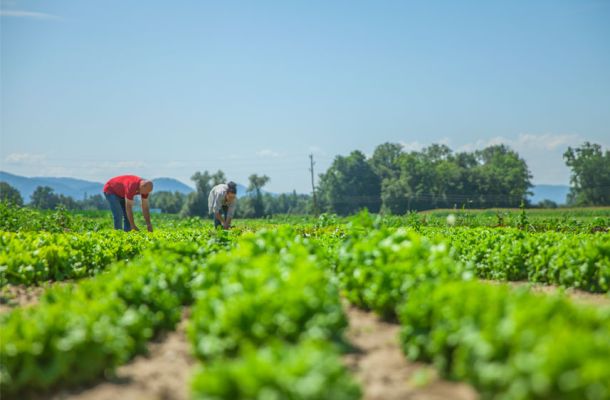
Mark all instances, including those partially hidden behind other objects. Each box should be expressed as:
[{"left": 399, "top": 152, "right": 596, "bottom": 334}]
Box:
[{"left": 208, "top": 181, "right": 237, "bottom": 229}]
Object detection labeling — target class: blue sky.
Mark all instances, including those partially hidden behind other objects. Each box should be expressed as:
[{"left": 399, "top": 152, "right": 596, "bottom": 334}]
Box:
[{"left": 1, "top": 0, "right": 609, "bottom": 193}]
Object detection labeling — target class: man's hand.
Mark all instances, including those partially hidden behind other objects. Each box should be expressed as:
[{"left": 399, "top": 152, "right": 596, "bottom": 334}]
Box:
[
  {"left": 131, "top": 225, "right": 140, "bottom": 231},
  {"left": 142, "top": 197, "right": 153, "bottom": 233},
  {"left": 223, "top": 222, "right": 230, "bottom": 230}
]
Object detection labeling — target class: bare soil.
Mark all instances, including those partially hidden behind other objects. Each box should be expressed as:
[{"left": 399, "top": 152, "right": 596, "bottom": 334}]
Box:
[
  {"left": 343, "top": 305, "right": 478, "bottom": 400},
  {"left": 51, "top": 308, "right": 195, "bottom": 400},
  {"left": 0, "top": 284, "right": 48, "bottom": 313},
  {"left": 0, "top": 281, "right": 76, "bottom": 314}
]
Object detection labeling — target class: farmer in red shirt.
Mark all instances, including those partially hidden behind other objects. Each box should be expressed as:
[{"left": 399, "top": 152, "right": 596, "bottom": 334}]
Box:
[{"left": 103, "top": 175, "right": 154, "bottom": 232}]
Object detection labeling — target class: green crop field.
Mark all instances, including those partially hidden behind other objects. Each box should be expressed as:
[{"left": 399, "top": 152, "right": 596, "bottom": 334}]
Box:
[{"left": 1, "top": 202, "right": 609, "bottom": 400}]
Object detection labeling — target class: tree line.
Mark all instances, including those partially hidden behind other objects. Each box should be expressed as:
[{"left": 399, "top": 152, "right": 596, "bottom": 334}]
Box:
[
  {"left": 317, "top": 143, "right": 533, "bottom": 215},
  {"left": 1, "top": 141, "right": 608, "bottom": 216},
  {"left": 315, "top": 141, "right": 609, "bottom": 214}
]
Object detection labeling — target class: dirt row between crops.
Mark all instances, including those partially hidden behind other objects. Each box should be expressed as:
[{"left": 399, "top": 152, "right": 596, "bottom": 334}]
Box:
[
  {"left": 343, "top": 304, "right": 478, "bottom": 400},
  {"left": 15, "top": 289, "right": 608, "bottom": 400},
  {"left": 50, "top": 308, "right": 194, "bottom": 400},
  {"left": 0, "top": 282, "right": 67, "bottom": 314},
  {"left": 48, "top": 304, "right": 476, "bottom": 400}
]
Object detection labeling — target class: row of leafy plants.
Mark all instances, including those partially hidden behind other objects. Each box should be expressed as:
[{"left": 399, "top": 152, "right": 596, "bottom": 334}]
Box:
[
  {"left": 187, "top": 228, "right": 360, "bottom": 399},
  {"left": 0, "top": 228, "right": 360, "bottom": 399},
  {"left": 0, "top": 229, "right": 221, "bottom": 286},
  {"left": 424, "top": 227, "right": 610, "bottom": 292},
  {"left": 400, "top": 281, "right": 610, "bottom": 400},
  {"left": 0, "top": 230, "right": 238, "bottom": 398},
  {"left": 352, "top": 208, "right": 610, "bottom": 233},
  {"left": 3, "top": 214, "right": 607, "bottom": 294},
  {"left": 338, "top": 211, "right": 610, "bottom": 293},
  {"left": 335, "top": 216, "right": 610, "bottom": 399},
  {"left": 0, "top": 202, "right": 106, "bottom": 233}
]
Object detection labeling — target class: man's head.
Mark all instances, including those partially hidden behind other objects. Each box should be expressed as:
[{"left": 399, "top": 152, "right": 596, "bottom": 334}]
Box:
[
  {"left": 226, "top": 181, "right": 237, "bottom": 202},
  {"left": 140, "top": 180, "right": 154, "bottom": 196}
]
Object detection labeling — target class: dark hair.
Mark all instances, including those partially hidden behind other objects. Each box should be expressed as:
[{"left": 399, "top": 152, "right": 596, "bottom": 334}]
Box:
[{"left": 227, "top": 181, "right": 237, "bottom": 194}]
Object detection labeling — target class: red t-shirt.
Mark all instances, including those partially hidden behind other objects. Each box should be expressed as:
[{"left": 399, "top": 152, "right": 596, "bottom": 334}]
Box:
[{"left": 103, "top": 175, "right": 148, "bottom": 200}]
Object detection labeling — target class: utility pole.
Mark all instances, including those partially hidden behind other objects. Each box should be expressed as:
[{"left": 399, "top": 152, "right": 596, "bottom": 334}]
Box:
[{"left": 309, "top": 154, "right": 319, "bottom": 216}]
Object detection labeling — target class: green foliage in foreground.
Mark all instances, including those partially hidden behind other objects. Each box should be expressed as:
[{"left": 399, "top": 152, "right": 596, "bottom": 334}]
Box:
[
  {"left": 335, "top": 212, "right": 610, "bottom": 295},
  {"left": 336, "top": 225, "right": 472, "bottom": 318},
  {"left": 188, "top": 229, "right": 359, "bottom": 400},
  {"left": 334, "top": 213, "right": 610, "bottom": 399},
  {"left": 0, "top": 229, "right": 216, "bottom": 286},
  {"left": 0, "top": 229, "right": 358, "bottom": 399},
  {"left": 189, "top": 230, "right": 347, "bottom": 360},
  {"left": 191, "top": 341, "right": 361, "bottom": 400},
  {"left": 399, "top": 281, "right": 610, "bottom": 400},
  {"left": 0, "top": 232, "right": 236, "bottom": 398},
  {"left": 0, "top": 202, "right": 106, "bottom": 232},
  {"left": 438, "top": 228, "right": 610, "bottom": 292}
]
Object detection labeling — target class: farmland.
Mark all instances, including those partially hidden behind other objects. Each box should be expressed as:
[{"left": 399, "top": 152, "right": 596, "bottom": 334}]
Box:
[{"left": 1, "top": 203, "right": 609, "bottom": 400}]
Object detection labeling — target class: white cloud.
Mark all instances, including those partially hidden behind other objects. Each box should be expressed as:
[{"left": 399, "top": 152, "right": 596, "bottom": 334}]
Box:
[
  {"left": 458, "top": 133, "right": 584, "bottom": 153},
  {"left": 399, "top": 137, "right": 451, "bottom": 152},
  {"left": 308, "top": 146, "right": 328, "bottom": 156},
  {"left": 115, "top": 161, "right": 147, "bottom": 169},
  {"left": 512, "top": 133, "right": 582, "bottom": 151},
  {"left": 4, "top": 152, "right": 46, "bottom": 164},
  {"left": 0, "top": 10, "right": 61, "bottom": 19},
  {"left": 256, "top": 149, "right": 280, "bottom": 158},
  {"left": 455, "top": 133, "right": 600, "bottom": 185},
  {"left": 399, "top": 140, "right": 424, "bottom": 152}
]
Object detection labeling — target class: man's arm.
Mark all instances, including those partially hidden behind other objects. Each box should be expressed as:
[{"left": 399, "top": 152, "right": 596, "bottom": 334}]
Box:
[
  {"left": 224, "top": 202, "right": 236, "bottom": 229},
  {"left": 125, "top": 199, "right": 139, "bottom": 231},
  {"left": 215, "top": 210, "right": 225, "bottom": 227},
  {"left": 142, "top": 197, "right": 153, "bottom": 232}
]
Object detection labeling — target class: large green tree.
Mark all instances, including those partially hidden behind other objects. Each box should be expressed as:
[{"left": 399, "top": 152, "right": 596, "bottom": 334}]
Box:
[
  {"left": 0, "top": 182, "right": 23, "bottom": 206},
  {"left": 319, "top": 143, "right": 532, "bottom": 214},
  {"left": 564, "top": 142, "right": 610, "bottom": 205},
  {"left": 79, "top": 194, "right": 109, "bottom": 210},
  {"left": 262, "top": 191, "right": 311, "bottom": 216},
  {"left": 180, "top": 171, "right": 224, "bottom": 217},
  {"left": 472, "top": 145, "right": 532, "bottom": 208},
  {"left": 318, "top": 150, "right": 381, "bottom": 215},
  {"left": 30, "top": 186, "right": 60, "bottom": 210},
  {"left": 369, "top": 142, "right": 403, "bottom": 182},
  {"left": 246, "top": 174, "right": 270, "bottom": 218},
  {"left": 150, "top": 191, "right": 186, "bottom": 214}
]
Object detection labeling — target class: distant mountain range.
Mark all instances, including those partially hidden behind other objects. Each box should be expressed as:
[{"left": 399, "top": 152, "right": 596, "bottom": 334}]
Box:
[
  {"left": 0, "top": 171, "right": 254, "bottom": 203},
  {"left": 0, "top": 171, "right": 195, "bottom": 202},
  {"left": 1, "top": 171, "right": 569, "bottom": 205}
]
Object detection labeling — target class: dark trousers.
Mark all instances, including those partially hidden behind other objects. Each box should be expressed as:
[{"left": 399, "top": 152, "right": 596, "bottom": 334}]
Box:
[
  {"left": 213, "top": 205, "right": 228, "bottom": 228},
  {"left": 104, "top": 193, "right": 131, "bottom": 231}
]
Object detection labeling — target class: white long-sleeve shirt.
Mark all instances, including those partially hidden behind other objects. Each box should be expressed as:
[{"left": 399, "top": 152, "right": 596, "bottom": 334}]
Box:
[{"left": 208, "top": 183, "right": 237, "bottom": 218}]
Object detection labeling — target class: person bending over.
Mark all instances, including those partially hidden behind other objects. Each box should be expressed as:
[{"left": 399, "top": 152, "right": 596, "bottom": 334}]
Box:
[
  {"left": 208, "top": 181, "right": 237, "bottom": 229},
  {"left": 103, "top": 175, "right": 154, "bottom": 232}
]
